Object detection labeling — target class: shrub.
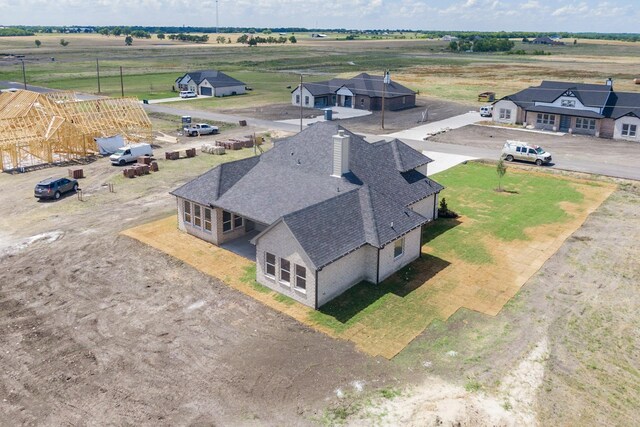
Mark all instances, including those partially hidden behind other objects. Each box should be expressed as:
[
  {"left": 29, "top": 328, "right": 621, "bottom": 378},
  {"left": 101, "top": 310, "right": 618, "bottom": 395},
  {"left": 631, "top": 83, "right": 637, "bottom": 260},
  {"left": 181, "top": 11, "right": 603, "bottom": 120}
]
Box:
[{"left": 438, "top": 197, "right": 459, "bottom": 218}]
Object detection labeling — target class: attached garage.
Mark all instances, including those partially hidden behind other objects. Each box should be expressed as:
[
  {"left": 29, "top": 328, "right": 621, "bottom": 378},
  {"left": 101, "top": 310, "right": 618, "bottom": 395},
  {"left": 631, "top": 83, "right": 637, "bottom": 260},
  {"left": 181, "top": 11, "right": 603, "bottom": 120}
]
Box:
[{"left": 200, "top": 87, "right": 213, "bottom": 96}]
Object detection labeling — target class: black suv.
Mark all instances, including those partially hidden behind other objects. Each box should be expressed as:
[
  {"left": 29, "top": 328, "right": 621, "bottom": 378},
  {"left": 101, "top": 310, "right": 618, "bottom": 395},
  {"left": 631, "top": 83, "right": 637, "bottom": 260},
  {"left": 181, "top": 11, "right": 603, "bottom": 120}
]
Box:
[{"left": 34, "top": 177, "right": 79, "bottom": 200}]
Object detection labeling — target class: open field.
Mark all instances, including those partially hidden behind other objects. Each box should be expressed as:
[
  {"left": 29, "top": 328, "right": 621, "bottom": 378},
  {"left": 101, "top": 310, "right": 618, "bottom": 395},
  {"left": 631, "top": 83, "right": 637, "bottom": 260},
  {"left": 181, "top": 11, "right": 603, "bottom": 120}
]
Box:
[
  {"left": 2, "top": 34, "right": 640, "bottom": 105},
  {"left": 123, "top": 163, "right": 614, "bottom": 359}
]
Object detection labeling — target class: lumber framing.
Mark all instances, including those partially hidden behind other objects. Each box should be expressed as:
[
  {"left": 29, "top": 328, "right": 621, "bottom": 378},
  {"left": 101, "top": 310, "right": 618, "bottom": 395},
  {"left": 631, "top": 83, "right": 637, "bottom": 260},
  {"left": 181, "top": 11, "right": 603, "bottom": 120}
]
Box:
[{"left": 0, "top": 89, "right": 152, "bottom": 171}]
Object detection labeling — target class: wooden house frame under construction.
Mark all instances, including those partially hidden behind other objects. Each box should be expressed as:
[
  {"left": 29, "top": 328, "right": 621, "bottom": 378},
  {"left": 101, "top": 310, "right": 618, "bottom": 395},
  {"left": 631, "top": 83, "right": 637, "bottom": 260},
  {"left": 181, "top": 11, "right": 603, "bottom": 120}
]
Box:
[{"left": 0, "top": 89, "right": 152, "bottom": 171}]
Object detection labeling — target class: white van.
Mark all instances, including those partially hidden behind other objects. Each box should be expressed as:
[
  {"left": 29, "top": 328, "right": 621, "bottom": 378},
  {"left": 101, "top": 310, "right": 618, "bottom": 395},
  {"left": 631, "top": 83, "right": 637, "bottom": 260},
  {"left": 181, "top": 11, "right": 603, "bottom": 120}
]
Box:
[
  {"left": 180, "top": 90, "right": 197, "bottom": 98},
  {"left": 479, "top": 105, "right": 493, "bottom": 117},
  {"left": 110, "top": 143, "right": 153, "bottom": 166}
]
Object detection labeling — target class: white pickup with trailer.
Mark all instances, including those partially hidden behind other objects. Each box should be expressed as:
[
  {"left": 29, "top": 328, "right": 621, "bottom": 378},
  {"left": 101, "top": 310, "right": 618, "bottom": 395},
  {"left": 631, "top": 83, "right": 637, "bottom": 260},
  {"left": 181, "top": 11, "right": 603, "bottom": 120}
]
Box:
[{"left": 109, "top": 143, "right": 153, "bottom": 166}]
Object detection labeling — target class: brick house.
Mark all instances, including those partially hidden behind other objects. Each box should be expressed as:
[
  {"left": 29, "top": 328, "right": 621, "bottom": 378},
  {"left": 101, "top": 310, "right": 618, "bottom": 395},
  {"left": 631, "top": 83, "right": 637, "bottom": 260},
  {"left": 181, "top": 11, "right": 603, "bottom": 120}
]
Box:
[
  {"left": 175, "top": 70, "right": 246, "bottom": 97},
  {"left": 170, "top": 123, "right": 443, "bottom": 308},
  {"left": 493, "top": 80, "right": 640, "bottom": 141}
]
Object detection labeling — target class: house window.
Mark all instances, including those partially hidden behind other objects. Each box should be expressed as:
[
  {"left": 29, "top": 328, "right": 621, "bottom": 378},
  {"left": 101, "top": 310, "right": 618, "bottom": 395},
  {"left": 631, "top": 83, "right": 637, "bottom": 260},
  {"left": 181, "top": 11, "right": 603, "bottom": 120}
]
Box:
[
  {"left": 295, "top": 264, "right": 306, "bottom": 291},
  {"left": 193, "top": 204, "right": 202, "bottom": 227},
  {"left": 296, "top": 94, "right": 300, "bottom": 104},
  {"left": 561, "top": 99, "right": 576, "bottom": 108},
  {"left": 402, "top": 96, "right": 406, "bottom": 105},
  {"left": 279, "top": 258, "right": 291, "bottom": 285},
  {"left": 222, "top": 210, "right": 232, "bottom": 232},
  {"left": 622, "top": 124, "right": 637, "bottom": 137},
  {"left": 576, "top": 118, "right": 596, "bottom": 130},
  {"left": 499, "top": 108, "right": 511, "bottom": 120},
  {"left": 393, "top": 237, "right": 405, "bottom": 259},
  {"left": 304, "top": 96, "right": 309, "bottom": 105},
  {"left": 360, "top": 98, "right": 365, "bottom": 107},
  {"left": 204, "top": 208, "right": 212, "bottom": 232},
  {"left": 222, "top": 210, "right": 243, "bottom": 233},
  {"left": 536, "top": 113, "right": 555, "bottom": 125},
  {"left": 183, "top": 200, "right": 191, "bottom": 223},
  {"left": 265, "top": 252, "right": 276, "bottom": 278}
]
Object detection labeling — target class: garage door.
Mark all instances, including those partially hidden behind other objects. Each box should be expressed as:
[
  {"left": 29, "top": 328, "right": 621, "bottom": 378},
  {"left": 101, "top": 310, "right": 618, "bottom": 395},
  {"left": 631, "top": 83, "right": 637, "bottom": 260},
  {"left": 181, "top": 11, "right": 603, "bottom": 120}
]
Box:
[{"left": 200, "top": 87, "right": 213, "bottom": 96}]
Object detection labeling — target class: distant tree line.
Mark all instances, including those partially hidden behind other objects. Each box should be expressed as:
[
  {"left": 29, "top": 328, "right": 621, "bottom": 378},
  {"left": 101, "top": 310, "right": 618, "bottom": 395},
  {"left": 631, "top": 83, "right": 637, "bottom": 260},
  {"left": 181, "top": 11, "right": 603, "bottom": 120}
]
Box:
[
  {"left": 167, "top": 33, "right": 209, "bottom": 43},
  {"left": 2, "top": 26, "right": 640, "bottom": 43},
  {"left": 449, "top": 37, "right": 515, "bottom": 52},
  {"left": 236, "top": 34, "right": 289, "bottom": 45}
]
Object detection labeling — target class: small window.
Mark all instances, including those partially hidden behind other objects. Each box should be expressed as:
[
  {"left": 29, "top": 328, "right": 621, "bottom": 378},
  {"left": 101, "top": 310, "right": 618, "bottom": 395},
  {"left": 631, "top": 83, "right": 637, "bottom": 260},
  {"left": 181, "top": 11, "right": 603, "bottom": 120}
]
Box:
[
  {"left": 576, "top": 118, "right": 596, "bottom": 130},
  {"left": 233, "top": 214, "right": 243, "bottom": 229},
  {"left": 536, "top": 113, "right": 555, "bottom": 126},
  {"left": 528, "top": 148, "right": 536, "bottom": 154},
  {"left": 304, "top": 96, "right": 309, "bottom": 105},
  {"left": 204, "top": 208, "right": 212, "bottom": 232},
  {"left": 222, "top": 210, "right": 232, "bottom": 232},
  {"left": 295, "top": 264, "right": 306, "bottom": 291},
  {"left": 183, "top": 200, "right": 191, "bottom": 223},
  {"left": 622, "top": 124, "right": 637, "bottom": 137},
  {"left": 265, "top": 253, "right": 276, "bottom": 278},
  {"left": 295, "top": 94, "right": 300, "bottom": 104},
  {"left": 394, "top": 237, "right": 404, "bottom": 259},
  {"left": 279, "top": 258, "right": 290, "bottom": 285},
  {"left": 561, "top": 99, "right": 576, "bottom": 108},
  {"left": 499, "top": 108, "right": 511, "bottom": 120},
  {"left": 516, "top": 146, "right": 521, "bottom": 153},
  {"left": 402, "top": 96, "right": 406, "bottom": 105},
  {"left": 193, "top": 204, "right": 202, "bottom": 227}
]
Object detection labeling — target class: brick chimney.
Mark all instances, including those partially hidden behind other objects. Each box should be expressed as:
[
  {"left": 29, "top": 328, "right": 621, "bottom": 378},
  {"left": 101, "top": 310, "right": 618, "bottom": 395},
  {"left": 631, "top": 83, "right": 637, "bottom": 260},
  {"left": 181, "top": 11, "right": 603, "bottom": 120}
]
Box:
[
  {"left": 332, "top": 130, "right": 350, "bottom": 177},
  {"left": 606, "top": 77, "right": 613, "bottom": 87}
]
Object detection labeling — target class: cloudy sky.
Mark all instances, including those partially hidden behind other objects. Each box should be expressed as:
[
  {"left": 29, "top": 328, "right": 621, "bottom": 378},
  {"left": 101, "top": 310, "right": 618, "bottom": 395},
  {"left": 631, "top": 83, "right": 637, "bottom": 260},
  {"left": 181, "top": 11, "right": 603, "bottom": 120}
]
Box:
[{"left": 1, "top": 0, "right": 638, "bottom": 32}]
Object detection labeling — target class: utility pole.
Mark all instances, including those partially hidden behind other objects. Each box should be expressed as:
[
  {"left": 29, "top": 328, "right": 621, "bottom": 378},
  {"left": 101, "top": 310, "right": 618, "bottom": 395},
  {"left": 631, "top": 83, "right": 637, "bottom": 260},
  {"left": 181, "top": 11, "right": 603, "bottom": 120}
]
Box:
[
  {"left": 119, "top": 66, "right": 124, "bottom": 97},
  {"left": 299, "top": 74, "right": 303, "bottom": 132},
  {"left": 21, "top": 59, "right": 27, "bottom": 90},
  {"left": 96, "top": 58, "right": 101, "bottom": 94},
  {"left": 216, "top": 0, "right": 219, "bottom": 34}
]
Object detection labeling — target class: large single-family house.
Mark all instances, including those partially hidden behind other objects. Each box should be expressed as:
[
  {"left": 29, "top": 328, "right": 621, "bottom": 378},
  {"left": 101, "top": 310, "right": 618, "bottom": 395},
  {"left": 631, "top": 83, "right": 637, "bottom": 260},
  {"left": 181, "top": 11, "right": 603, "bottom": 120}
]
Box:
[
  {"left": 175, "top": 70, "right": 246, "bottom": 97},
  {"left": 291, "top": 73, "right": 416, "bottom": 110},
  {"left": 493, "top": 79, "right": 640, "bottom": 141},
  {"left": 170, "top": 122, "right": 443, "bottom": 308}
]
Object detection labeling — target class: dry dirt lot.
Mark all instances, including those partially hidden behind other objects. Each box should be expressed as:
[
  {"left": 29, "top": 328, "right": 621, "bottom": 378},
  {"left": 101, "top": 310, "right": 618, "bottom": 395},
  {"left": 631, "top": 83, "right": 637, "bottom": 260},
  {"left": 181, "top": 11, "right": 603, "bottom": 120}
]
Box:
[
  {"left": 1, "top": 130, "right": 638, "bottom": 425},
  {"left": 220, "top": 96, "right": 474, "bottom": 135}
]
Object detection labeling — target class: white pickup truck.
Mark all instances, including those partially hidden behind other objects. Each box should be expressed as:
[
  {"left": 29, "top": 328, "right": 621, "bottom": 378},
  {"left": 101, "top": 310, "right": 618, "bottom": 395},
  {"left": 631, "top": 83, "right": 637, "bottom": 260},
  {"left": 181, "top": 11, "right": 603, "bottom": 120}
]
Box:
[{"left": 183, "top": 123, "right": 219, "bottom": 137}]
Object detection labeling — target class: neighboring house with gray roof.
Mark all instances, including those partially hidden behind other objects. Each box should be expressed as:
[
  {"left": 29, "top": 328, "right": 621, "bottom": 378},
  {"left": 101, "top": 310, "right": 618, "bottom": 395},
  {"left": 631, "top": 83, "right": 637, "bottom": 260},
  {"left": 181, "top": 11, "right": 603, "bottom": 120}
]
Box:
[
  {"left": 175, "top": 70, "right": 246, "bottom": 97},
  {"left": 291, "top": 72, "right": 416, "bottom": 111},
  {"left": 493, "top": 79, "right": 640, "bottom": 141},
  {"left": 171, "top": 122, "right": 442, "bottom": 308}
]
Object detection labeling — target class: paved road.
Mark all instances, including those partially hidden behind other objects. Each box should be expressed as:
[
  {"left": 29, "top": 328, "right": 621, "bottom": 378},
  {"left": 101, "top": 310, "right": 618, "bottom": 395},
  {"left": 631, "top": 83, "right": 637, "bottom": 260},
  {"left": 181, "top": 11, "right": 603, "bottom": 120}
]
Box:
[{"left": 0, "top": 81, "right": 56, "bottom": 93}]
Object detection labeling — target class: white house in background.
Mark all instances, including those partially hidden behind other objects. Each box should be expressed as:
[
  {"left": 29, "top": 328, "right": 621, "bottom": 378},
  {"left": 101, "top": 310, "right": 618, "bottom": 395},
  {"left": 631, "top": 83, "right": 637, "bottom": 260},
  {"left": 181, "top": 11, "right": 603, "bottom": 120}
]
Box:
[
  {"left": 493, "top": 79, "right": 640, "bottom": 141},
  {"left": 175, "top": 70, "right": 246, "bottom": 97},
  {"left": 170, "top": 123, "right": 443, "bottom": 309}
]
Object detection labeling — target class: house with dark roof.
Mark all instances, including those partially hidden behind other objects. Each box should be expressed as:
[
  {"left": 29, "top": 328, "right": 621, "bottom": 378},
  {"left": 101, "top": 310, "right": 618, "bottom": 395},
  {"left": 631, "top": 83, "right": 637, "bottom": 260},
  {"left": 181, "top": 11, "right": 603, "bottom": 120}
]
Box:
[
  {"left": 493, "top": 79, "right": 640, "bottom": 141},
  {"left": 291, "top": 73, "right": 416, "bottom": 111},
  {"left": 530, "top": 36, "right": 565, "bottom": 45},
  {"left": 175, "top": 70, "right": 246, "bottom": 97},
  {"left": 171, "top": 122, "right": 442, "bottom": 308}
]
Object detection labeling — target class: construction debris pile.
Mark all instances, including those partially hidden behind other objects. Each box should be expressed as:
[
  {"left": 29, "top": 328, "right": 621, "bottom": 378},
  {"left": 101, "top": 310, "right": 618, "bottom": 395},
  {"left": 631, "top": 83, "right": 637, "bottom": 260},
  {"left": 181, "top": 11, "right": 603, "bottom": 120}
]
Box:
[{"left": 0, "top": 89, "right": 152, "bottom": 171}]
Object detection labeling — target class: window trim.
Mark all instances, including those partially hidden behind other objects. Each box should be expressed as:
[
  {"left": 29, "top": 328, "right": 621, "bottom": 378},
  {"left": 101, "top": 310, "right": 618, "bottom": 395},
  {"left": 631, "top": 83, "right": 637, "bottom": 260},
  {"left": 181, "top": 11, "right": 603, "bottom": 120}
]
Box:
[
  {"left": 576, "top": 117, "right": 596, "bottom": 130},
  {"left": 279, "top": 258, "right": 291, "bottom": 286},
  {"left": 222, "top": 210, "right": 243, "bottom": 233},
  {"left": 499, "top": 108, "right": 511, "bottom": 120},
  {"left": 304, "top": 95, "right": 310, "bottom": 105},
  {"left": 183, "top": 200, "right": 192, "bottom": 224},
  {"left": 204, "top": 208, "right": 212, "bottom": 232},
  {"left": 622, "top": 123, "right": 637, "bottom": 137},
  {"left": 393, "top": 237, "right": 405, "bottom": 259},
  {"left": 536, "top": 113, "right": 555, "bottom": 126},
  {"left": 294, "top": 264, "right": 307, "bottom": 293},
  {"left": 295, "top": 94, "right": 300, "bottom": 104},
  {"left": 265, "top": 252, "right": 276, "bottom": 279},
  {"left": 193, "top": 204, "right": 202, "bottom": 227}
]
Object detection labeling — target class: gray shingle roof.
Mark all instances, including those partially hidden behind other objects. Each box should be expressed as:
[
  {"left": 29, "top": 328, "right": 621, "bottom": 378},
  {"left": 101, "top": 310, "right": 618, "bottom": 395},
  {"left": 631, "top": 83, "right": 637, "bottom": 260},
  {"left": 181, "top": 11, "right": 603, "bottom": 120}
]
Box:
[
  {"left": 603, "top": 91, "right": 640, "bottom": 119},
  {"left": 178, "top": 70, "right": 246, "bottom": 88},
  {"left": 300, "top": 73, "right": 415, "bottom": 99},
  {"left": 172, "top": 122, "right": 443, "bottom": 268}
]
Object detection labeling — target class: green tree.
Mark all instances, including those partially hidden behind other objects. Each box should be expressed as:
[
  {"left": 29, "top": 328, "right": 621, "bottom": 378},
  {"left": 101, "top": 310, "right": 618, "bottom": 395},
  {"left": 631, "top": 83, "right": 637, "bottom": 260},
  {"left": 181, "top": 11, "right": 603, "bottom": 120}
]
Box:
[
  {"left": 157, "top": 33, "right": 165, "bottom": 39},
  {"left": 125, "top": 36, "right": 133, "bottom": 46},
  {"left": 35, "top": 39, "right": 41, "bottom": 48},
  {"left": 236, "top": 34, "right": 249, "bottom": 44},
  {"left": 289, "top": 35, "right": 297, "bottom": 44},
  {"left": 248, "top": 37, "right": 258, "bottom": 47},
  {"left": 112, "top": 27, "right": 122, "bottom": 36},
  {"left": 59, "top": 38, "right": 69, "bottom": 47},
  {"left": 449, "top": 41, "right": 458, "bottom": 51},
  {"left": 496, "top": 159, "right": 507, "bottom": 191},
  {"left": 216, "top": 35, "right": 226, "bottom": 44}
]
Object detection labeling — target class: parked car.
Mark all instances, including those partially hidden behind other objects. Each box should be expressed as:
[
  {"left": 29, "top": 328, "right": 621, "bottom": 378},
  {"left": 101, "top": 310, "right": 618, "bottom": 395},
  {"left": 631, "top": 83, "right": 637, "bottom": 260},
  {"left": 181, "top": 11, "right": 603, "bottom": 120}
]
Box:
[
  {"left": 34, "top": 177, "right": 78, "bottom": 200},
  {"left": 179, "top": 90, "right": 197, "bottom": 98},
  {"left": 479, "top": 105, "right": 493, "bottom": 117},
  {"left": 109, "top": 143, "right": 153, "bottom": 166},
  {"left": 184, "top": 123, "right": 219, "bottom": 137},
  {"left": 501, "top": 140, "right": 552, "bottom": 166}
]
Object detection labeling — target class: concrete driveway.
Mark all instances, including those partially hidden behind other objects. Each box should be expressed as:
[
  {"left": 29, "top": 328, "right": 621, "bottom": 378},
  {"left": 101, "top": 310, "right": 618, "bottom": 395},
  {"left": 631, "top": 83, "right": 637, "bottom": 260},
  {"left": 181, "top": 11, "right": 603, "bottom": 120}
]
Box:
[
  {"left": 386, "top": 111, "right": 483, "bottom": 140},
  {"left": 423, "top": 151, "right": 478, "bottom": 176},
  {"left": 146, "top": 96, "right": 201, "bottom": 104},
  {"left": 277, "top": 106, "right": 371, "bottom": 126}
]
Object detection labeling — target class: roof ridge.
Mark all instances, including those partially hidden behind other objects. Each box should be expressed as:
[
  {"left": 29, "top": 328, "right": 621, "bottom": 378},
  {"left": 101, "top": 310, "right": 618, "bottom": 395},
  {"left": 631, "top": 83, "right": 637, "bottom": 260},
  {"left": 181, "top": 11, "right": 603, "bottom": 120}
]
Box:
[{"left": 357, "top": 185, "right": 380, "bottom": 247}]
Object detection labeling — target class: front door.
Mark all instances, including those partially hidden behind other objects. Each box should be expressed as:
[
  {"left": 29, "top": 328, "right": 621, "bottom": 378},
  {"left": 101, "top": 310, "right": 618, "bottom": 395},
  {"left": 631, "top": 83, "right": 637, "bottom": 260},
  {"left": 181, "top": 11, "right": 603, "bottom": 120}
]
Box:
[
  {"left": 559, "top": 115, "right": 571, "bottom": 132},
  {"left": 344, "top": 96, "right": 352, "bottom": 107}
]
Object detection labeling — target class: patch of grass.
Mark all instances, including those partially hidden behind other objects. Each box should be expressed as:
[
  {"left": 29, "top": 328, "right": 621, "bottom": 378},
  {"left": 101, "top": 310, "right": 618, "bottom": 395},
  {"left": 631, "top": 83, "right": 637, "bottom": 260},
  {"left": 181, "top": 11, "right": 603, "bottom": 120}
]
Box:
[
  {"left": 240, "top": 264, "right": 271, "bottom": 294},
  {"left": 274, "top": 293, "right": 296, "bottom": 306},
  {"left": 464, "top": 378, "right": 482, "bottom": 392},
  {"left": 379, "top": 387, "right": 402, "bottom": 399}
]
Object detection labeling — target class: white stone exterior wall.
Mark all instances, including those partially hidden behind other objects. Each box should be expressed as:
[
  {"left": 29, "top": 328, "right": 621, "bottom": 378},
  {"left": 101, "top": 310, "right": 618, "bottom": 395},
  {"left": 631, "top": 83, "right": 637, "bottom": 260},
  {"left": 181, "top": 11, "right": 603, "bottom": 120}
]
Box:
[
  {"left": 614, "top": 116, "right": 640, "bottom": 141},
  {"left": 493, "top": 100, "right": 518, "bottom": 124},
  {"left": 536, "top": 96, "right": 601, "bottom": 114},
  {"left": 378, "top": 228, "right": 422, "bottom": 282},
  {"left": 316, "top": 245, "right": 377, "bottom": 307},
  {"left": 409, "top": 194, "right": 437, "bottom": 220},
  {"left": 291, "top": 86, "right": 315, "bottom": 107},
  {"left": 214, "top": 84, "right": 246, "bottom": 97},
  {"left": 255, "top": 222, "right": 317, "bottom": 307}
]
